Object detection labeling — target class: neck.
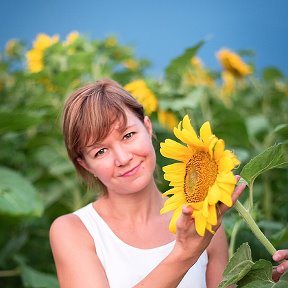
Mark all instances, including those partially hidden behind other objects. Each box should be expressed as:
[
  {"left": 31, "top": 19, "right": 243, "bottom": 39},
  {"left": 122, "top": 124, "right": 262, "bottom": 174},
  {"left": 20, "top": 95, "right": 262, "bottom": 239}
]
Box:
[{"left": 96, "top": 181, "right": 164, "bottom": 224}]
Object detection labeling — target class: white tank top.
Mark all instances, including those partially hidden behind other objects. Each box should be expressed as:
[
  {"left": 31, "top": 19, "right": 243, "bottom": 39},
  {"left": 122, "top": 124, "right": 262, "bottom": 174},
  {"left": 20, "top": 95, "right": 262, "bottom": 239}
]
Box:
[{"left": 74, "top": 203, "right": 208, "bottom": 288}]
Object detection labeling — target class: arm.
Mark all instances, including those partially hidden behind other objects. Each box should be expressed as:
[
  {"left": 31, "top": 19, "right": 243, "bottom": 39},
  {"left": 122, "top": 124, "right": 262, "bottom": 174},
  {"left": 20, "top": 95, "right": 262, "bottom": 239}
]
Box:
[
  {"left": 206, "top": 225, "right": 229, "bottom": 288},
  {"left": 50, "top": 208, "right": 214, "bottom": 288},
  {"left": 50, "top": 183, "right": 246, "bottom": 288},
  {"left": 49, "top": 214, "right": 109, "bottom": 288}
]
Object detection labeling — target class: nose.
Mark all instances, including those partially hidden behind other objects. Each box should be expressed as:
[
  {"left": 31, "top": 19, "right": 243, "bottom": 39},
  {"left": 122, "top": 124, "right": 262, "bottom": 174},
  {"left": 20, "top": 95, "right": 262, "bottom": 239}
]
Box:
[{"left": 114, "top": 144, "right": 133, "bottom": 167}]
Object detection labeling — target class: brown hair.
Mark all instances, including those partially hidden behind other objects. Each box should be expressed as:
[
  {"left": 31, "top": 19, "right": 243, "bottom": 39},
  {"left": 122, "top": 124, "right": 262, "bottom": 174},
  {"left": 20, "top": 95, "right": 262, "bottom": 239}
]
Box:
[{"left": 62, "top": 79, "right": 144, "bottom": 189}]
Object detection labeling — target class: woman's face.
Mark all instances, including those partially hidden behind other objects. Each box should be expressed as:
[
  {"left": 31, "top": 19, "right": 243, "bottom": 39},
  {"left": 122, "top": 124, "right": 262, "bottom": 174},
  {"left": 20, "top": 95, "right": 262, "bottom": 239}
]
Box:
[{"left": 78, "top": 109, "right": 156, "bottom": 196}]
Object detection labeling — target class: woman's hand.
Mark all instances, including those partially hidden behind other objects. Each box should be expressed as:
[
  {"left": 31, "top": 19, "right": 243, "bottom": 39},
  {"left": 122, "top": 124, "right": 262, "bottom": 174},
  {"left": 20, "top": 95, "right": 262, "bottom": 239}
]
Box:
[
  {"left": 272, "top": 250, "right": 288, "bottom": 282},
  {"left": 173, "top": 176, "right": 246, "bottom": 265}
]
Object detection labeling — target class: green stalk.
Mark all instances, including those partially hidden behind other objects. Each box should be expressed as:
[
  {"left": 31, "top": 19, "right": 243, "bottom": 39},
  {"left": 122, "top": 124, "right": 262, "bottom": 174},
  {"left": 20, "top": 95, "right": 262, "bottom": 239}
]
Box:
[
  {"left": 228, "top": 220, "right": 241, "bottom": 259},
  {"left": 234, "top": 200, "right": 276, "bottom": 256}
]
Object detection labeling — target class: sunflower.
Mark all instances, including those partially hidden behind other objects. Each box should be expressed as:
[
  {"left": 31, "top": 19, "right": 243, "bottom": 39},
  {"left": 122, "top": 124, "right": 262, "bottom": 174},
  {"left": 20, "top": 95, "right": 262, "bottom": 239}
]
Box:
[
  {"left": 217, "top": 48, "right": 251, "bottom": 78},
  {"left": 160, "top": 115, "right": 240, "bottom": 236},
  {"left": 124, "top": 80, "right": 158, "bottom": 115}
]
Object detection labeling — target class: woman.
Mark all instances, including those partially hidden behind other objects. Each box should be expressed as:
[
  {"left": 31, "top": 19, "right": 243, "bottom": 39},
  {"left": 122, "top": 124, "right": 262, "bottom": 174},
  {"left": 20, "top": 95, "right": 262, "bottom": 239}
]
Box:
[{"left": 50, "top": 79, "right": 286, "bottom": 287}]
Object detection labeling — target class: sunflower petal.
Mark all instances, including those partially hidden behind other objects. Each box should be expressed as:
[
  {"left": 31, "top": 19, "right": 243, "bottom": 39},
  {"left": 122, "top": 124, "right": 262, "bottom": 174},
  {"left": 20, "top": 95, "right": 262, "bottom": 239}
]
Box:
[
  {"left": 200, "top": 121, "right": 213, "bottom": 145},
  {"left": 162, "top": 187, "right": 183, "bottom": 197},
  {"left": 163, "top": 163, "right": 186, "bottom": 173},
  {"left": 160, "top": 194, "right": 185, "bottom": 214},
  {"left": 214, "top": 139, "right": 225, "bottom": 161},
  {"left": 208, "top": 204, "right": 217, "bottom": 225},
  {"left": 160, "top": 140, "right": 190, "bottom": 162},
  {"left": 193, "top": 212, "right": 207, "bottom": 237},
  {"left": 174, "top": 127, "right": 203, "bottom": 147},
  {"left": 169, "top": 206, "right": 183, "bottom": 234}
]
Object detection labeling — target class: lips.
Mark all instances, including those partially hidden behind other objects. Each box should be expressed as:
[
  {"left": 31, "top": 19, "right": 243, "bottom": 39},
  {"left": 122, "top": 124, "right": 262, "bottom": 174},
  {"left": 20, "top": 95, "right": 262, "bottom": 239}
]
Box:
[{"left": 120, "top": 163, "right": 141, "bottom": 177}]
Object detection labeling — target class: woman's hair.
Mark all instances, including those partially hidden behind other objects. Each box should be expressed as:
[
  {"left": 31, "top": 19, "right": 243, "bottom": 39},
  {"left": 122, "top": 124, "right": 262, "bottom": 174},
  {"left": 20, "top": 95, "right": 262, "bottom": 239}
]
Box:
[{"left": 62, "top": 79, "right": 144, "bottom": 189}]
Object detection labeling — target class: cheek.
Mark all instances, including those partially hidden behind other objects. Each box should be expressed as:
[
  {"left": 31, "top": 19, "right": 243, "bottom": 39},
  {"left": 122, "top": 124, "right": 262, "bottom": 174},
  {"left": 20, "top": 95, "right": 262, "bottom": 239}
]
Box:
[
  {"left": 138, "top": 139, "right": 156, "bottom": 163},
  {"left": 91, "top": 160, "right": 114, "bottom": 181}
]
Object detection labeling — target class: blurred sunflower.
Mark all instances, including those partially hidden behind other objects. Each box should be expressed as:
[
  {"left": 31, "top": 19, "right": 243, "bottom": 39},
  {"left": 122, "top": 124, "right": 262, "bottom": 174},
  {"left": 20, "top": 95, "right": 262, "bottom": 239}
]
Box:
[
  {"left": 221, "top": 71, "right": 236, "bottom": 98},
  {"left": 158, "top": 110, "right": 178, "bottom": 132},
  {"left": 217, "top": 48, "right": 251, "bottom": 78},
  {"left": 160, "top": 115, "right": 240, "bottom": 236},
  {"left": 63, "top": 31, "right": 79, "bottom": 46},
  {"left": 26, "top": 33, "right": 59, "bottom": 73},
  {"left": 124, "top": 80, "right": 158, "bottom": 115}
]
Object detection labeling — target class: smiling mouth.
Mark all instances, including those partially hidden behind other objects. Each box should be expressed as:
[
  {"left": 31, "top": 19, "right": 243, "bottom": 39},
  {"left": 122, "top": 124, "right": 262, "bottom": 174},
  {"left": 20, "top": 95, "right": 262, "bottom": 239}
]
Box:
[{"left": 121, "top": 163, "right": 141, "bottom": 177}]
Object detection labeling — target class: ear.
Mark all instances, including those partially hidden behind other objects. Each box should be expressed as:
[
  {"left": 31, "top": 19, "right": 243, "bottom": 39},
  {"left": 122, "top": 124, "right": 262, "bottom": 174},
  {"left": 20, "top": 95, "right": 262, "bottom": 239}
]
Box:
[
  {"left": 76, "top": 157, "right": 94, "bottom": 175},
  {"left": 144, "top": 116, "right": 153, "bottom": 137}
]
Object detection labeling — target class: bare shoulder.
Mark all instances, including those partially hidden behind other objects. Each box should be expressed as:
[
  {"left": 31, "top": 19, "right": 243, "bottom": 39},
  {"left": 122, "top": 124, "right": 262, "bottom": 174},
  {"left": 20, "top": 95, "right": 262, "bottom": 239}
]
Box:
[
  {"left": 50, "top": 213, "right": 93, "bottom": 251},
  {"left": 49, "top": 213, "right": 109, "bottom": 287},
  {"left": 50, "top": 213, "right": 83, "bottom": 238}
]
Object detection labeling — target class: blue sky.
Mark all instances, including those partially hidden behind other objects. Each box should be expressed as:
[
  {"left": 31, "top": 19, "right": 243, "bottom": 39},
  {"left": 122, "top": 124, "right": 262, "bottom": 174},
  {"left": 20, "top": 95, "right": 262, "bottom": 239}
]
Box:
[{"left": 1, "top": 0, "right": 288, "bottom": 76}]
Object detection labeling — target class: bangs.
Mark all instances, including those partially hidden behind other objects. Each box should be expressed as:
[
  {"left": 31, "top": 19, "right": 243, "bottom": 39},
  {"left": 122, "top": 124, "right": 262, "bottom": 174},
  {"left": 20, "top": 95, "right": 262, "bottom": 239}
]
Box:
[{"left": 78, "top": 91, "right": 128, "bottom": 151}]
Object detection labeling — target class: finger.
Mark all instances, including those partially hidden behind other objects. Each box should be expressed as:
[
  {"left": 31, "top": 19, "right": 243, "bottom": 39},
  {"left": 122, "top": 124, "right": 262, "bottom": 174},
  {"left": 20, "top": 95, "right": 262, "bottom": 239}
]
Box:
[
  {"left": 176, "top": 205, "right": 193, "bottom": 231},
  {"left": 275, "top": 260, "right": 288, "bottom": 274},
  {"left": 273, "top": 250, "right": 288, "bottom": 262},
  {"left": 217, "top": 182, "right": 246, "bottom": 215}
]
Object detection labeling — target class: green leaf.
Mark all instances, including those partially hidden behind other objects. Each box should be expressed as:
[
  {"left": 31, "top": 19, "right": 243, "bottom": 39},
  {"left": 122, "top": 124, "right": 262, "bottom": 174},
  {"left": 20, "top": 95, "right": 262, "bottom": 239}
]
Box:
[
  {"left": 279, "top": 270, "right": 288, "bottom": 282},
  {"left": 165, "top": 41, "right": 204, "bottom": 84},
  {"left": 240, "top": 143, "right": 288, "bottom": 187},
  {"left": 273, "top": 124, "right": 288, "bottom": 141},
  {"left": 0, "top": 111, "right": 40, "bottom": 133},
  {"left": 212, "top": 104, "right": 250, "bottom": 149},
  {"left": 237, "top": 259, "right": 273, "bottom": 287},
  {"left": 20, "top": 264, "right": 59, "bottom": 288},
  {"left": 0, "top": 167, "right": 44, "bottom": 217},
  {"left": 219, "top": 243, "right": 254, "bottom": 288},
  {"left": 262, "top": 67, "right": 283, "bottom": 82}
]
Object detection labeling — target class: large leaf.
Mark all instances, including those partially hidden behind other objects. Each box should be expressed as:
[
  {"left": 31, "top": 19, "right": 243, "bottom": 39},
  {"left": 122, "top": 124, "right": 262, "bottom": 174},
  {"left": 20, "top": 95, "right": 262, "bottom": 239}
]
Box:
[
  {"left": 20, "top": 264, "right": 59, "bottom": 288},
  {"left": 165, "top": 41, "right": 204, "bottom": 84},
  {"left": 219, "top": 243, "right": 254, "bottom": 288},
  {"left": 212, "top": 104, "right": 250, "bottom": 149},
  {"left": 237, "top": 259, "right": 273, "bottom": 287},
  {"left": 219, "top": 243, "right": 288, "bottom": 288},
  {"left": 0, "top": 111, "right": 40, "bottom": 133},
  {"left": 0, "top": 167, "right": 44, "bottom": 217},
  {"left": 240, "top": 143, "right": 288, "bottom": 187}
]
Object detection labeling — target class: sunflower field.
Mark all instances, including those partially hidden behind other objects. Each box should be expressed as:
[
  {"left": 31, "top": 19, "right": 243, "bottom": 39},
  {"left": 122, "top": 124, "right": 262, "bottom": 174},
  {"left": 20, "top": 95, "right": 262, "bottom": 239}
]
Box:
[{"left": 0, "top": 32, "right": 287, "bottom": 287}]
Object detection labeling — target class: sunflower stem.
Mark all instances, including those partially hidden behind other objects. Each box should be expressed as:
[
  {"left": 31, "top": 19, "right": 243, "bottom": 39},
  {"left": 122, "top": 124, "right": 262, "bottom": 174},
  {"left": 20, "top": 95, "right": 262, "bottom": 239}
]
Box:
[
  {"left": 234, "top": 200, "right": 276, "bottom": 256},
  {"left": 248, "top": 182, "right": 254, "bottom": 212}
]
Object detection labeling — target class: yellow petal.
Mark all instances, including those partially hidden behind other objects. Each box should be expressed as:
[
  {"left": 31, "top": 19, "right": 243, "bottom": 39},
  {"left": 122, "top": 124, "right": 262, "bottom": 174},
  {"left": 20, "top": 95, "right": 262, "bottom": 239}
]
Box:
[
  {"left": 190, "top": 201, "right": 204, "bottom": 210},
  {"left": 160, "top": 140, "right": 190, "bottom": 162},
  {"left": 160, "top": 194, "right": 185, "bottom": 214},
  {"left": 214, "top": 139, "right": 225, "bottom": 161},
  {"left": 218, "top": 191, "right": 233, "bottom": 207},
  {"left": 207, "top": 184, "right": 221, "bottom": 204},
  {"left": 200, "top": 121, "right": 213, "bottom": 145},
  {"left": 202, "top": 198, "right": 209, "bottom": 218},
  {"left": 169, "top": 206, "right": 183, "bottom": 234},
  {"left": 217, "top": 172, "right": 236, "bottom": 185},
  {"left": 162, "top": 187, "right": 182, "bottom": 197},
  {"left": 208, "top": 136, "right": 218, "bottom": 158},
  {"left": 218, "top": 157, "right": 235, "bottom": 172},
  {"left": 182, "top": 115, "right": 199, "bottom": 138},
  {"left": 194, "top": 212, "right": 207, "bottom": 236},
  {"left": 174, "top": 127, "right": 203, "bottom": 147},
  {"left": 208, "top": 204, "right": 217, "bottom": 225},
  {"left": 163, "top": 163, "right": 186, "bottom": 173}
]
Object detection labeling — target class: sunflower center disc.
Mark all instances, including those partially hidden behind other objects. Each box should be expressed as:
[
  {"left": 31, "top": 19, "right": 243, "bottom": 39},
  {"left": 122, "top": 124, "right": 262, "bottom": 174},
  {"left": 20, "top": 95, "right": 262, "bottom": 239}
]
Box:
[{"left": 184, "top": 151, "right": 218, "bottom": 203}]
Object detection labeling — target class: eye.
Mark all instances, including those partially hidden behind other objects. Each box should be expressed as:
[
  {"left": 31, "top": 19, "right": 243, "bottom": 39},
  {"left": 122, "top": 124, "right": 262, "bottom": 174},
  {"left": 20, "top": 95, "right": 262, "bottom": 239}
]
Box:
[
  {"left": 123, "top": 132, "right": 135, "bottom": 140},
  {"left": 95, "top": 148, "right": 107, "bottom": 158}
]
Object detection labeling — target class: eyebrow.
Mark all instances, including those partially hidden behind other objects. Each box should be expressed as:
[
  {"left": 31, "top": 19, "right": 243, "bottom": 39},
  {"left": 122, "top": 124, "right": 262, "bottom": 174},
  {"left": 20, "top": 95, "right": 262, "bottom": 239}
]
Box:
[{"left": 85, "top": 124, "right": 138, "bottom": 154}]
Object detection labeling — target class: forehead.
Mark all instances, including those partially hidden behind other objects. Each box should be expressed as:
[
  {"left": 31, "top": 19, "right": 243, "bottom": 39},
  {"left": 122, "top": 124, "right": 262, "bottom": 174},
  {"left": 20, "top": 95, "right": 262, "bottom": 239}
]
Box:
[{"left": 85, "top": 109, "right": 142, "bottom": 147}]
